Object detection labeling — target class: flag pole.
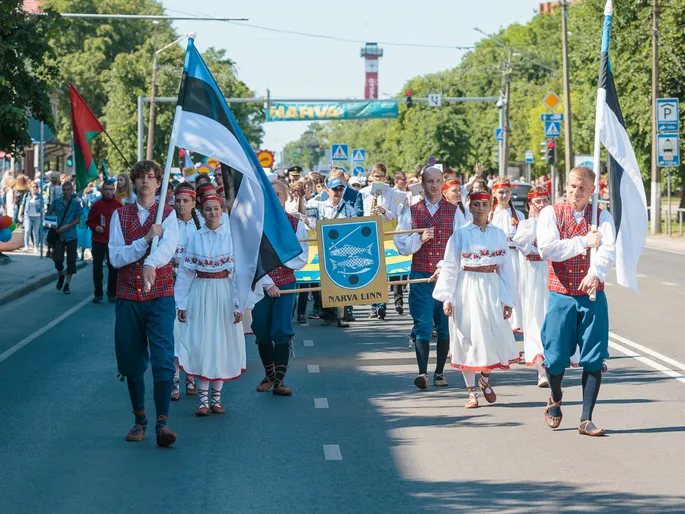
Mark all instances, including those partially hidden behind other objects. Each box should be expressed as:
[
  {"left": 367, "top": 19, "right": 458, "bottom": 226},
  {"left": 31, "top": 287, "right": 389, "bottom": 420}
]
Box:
[{"left": 102, "top": 129, "right": 131, "bottom": 169}]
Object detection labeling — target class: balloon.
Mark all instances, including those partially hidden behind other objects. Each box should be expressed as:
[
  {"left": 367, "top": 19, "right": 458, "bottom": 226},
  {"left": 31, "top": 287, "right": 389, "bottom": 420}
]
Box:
[
  {"left": 9, "top": 222, "right": 16, "bottom": 232},
  {"left": 0, "top": 215, "right": 11, "bottom": 229},
  {"left": 0, "top": 228, "right": 12, "bottom": 243}
]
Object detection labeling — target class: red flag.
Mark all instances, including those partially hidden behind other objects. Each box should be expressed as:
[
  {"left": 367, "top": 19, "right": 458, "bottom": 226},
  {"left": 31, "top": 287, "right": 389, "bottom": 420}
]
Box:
[{"left": 69, "top": 84, "right": 104, "bottom": 193}]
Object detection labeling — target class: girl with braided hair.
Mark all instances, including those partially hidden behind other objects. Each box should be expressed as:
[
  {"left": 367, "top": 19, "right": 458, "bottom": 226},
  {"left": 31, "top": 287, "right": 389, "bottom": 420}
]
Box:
[
  {"left": 170, "top": 183, "right": 201, "bottom": 400},
  {"left": 490, "top": 177, "right": 525, "bottom": 334}
]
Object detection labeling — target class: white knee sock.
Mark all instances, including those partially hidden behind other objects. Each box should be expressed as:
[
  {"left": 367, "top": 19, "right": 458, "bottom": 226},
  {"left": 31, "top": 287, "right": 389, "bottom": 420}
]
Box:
[
  {"left": 196, "top": 378, "right": 209, "bottom": 391},
  {"left": 211, "top": 380, "right": 223, "bottom": 392},
  {"left": 462, "top": 370, "right": 476, "bottom": 389},
  {"left": 174, "top": 359, "right": 180, "bottom": 380},
  {"left": 535, "top": 360, "right": 546, "bottom": 378}
]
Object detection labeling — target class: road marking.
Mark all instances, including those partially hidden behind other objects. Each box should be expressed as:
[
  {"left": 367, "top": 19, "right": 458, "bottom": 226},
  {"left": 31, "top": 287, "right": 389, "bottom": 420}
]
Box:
[
  {"left": 314, "top": 398, "right": 329, "bottom": 409},
  {"left": 303, "top": 339, "right": 314, "bottom": 347},
  {"left": 323, "top": 444, "right": 342, "bottom": 460},
  {"left": 605, "top": 282, "right": 613, "bottom": 286},
  {"left": 307, "top": 365, "right": 320, "bottom": 373},
  {"left": 636, "top": 273, "right": 647, "bottom": 278},
  {"left": 609, "top": 341, "right": 685, "bottom": 384},
  {"left": 661, "top": 281, "right": 678, "bottom": 286},
  {"left": 610, "top": 332, "right": 685, "bottom": 372},
  {"left": 0, "top": 295, "right": 93, "bottom": 365}
]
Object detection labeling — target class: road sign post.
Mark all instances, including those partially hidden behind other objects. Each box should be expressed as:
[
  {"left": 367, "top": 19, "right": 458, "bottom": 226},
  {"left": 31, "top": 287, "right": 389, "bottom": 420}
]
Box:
[
  {"left": 427, "top": 93, "right": 442, "bottom": 107},
  {"left": 657, "top": 134, "right": 680, "bottom": 167},
  {"left": 544, "top": 121, "right": 561, "bottom": 138},
  {"left": 495, "top": 128, "right": 504, "bottom": 141},
  {"left": 656, "top": 98, "right": 680, "bottom": 132},
  {"left": 331, "top": 144, "right": 349, "bottom": 161},
  {"left": 351, "top": 148, "right": 366, "bottom": 163}
]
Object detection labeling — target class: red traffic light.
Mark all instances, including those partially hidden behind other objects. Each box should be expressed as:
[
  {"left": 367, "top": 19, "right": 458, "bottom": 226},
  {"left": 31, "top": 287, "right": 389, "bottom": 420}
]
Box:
[
  {"left": 547, "top": 141, "right": 555, "bottom": 149},
  {"left": 179, "top": 149, "right": 185, "bottom": 157},
  {"left": 405, "top": 89, "right": 413, "bottom": 97}
]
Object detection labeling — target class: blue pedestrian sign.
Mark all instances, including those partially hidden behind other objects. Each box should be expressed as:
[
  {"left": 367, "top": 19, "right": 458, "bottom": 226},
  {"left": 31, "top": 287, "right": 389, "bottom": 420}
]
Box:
[
  {"left": 331, "top": 144, "right": 349, "bottom": 161},
  {"left": 657, "top": 134, "right": 680, "bottom": 167},
  {"left": 352, "top": 165, "right": 366, "bottom": 176},
  {"left": 540, "top": 113, "right": 564, "bottom": 122},
  {"left": 495, "top": 128, "right": 504, "bottom": 141},
  {"left": 544, "top": 121, "right": 561, "bottom": 138},
  {"left": 657, "top": 98, "right": 679, "bottom": 132},
  {"left": 351, "top": 149, "right": 366, "bottom": 162}
]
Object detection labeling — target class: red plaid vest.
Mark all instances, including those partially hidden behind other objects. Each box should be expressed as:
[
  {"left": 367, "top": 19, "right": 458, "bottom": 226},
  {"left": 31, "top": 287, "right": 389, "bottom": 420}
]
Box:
[
  {"left": 410, "top": 199, "right": 457, "bottom": 273},
  {"left": 268, "top": 214, "right": 299, "bottom": 287},
  {"left": 116, "top": 202, "right": 175, "bottom": 302},
  {"left": 547, "top": 202, "right": 604, "bottom": 296}
]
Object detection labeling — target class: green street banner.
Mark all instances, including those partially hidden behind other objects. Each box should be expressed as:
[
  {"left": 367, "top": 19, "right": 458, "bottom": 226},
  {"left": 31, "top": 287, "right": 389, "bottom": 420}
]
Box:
[{"left": 266, "top": 101, "right": 398, "bottom": 122}]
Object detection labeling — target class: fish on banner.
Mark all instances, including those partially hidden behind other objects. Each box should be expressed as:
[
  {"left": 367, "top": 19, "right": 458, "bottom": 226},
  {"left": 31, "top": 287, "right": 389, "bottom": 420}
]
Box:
[{"left": 317, "top": 216, "right": 389, "bottom": 307}]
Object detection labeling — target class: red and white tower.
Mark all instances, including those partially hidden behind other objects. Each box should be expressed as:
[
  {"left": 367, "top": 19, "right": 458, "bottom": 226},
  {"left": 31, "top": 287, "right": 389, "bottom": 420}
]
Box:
[{"left": 361, "top": 42, "right": 383, "bottom": 100}]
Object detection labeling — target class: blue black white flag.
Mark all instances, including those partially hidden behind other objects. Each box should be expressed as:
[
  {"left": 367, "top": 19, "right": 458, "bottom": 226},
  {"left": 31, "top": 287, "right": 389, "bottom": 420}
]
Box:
[
  {"left": 171, "top": 38, "right": 303, "bottom": 309},
  {"left": 595, "top": 0, "right": 647, "bottom": 293}
]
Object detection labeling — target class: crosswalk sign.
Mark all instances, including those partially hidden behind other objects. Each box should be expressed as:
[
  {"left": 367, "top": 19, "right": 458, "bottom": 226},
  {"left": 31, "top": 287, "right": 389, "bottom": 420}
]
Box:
[
  {"left": 331, "top": 144, "right": 349, "bottom": 161},
  {"left": 495, "top": 128, "right": 504, "bottom": 141},
  {"left": 544, "top": 121, "right": 561, "bottom": 138},
  {"left": 351, "top": 148, "right": 366, "bottom": 162}
]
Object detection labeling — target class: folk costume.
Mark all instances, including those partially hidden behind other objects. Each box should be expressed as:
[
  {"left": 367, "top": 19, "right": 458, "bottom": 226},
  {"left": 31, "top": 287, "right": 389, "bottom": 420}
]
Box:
[
  {"left": 171, "top": 193, "right": 202, "bottom": 400},
  {"left": 490, "top": 188, "right": 525, "bottom": 334},
  {"left": 395, "top": 197, "right": 466, "bottom": 389},
  {"left": 109, "top": 200, "right": 179, "bottom": 447},
  {"left": 251, "top": 213, "right": 309, "bottom": 395},
  {"left": 174, "top": 216, "right": 247, "bottom": 416},
  {"left": 537, "top": 201, "right": 615, "bottom": 435},
  {"left": 433, "top": 216, "right": 520, "bottom": 408}
]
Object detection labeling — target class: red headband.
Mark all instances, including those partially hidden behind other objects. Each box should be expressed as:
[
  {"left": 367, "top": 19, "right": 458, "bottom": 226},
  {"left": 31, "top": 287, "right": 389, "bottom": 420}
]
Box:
[
  {"left": 528, "top": 191, "right": 549, "bottom": 199},
  {"left": 175, "top": 189, "right": 196, "bottom": 197},
  {"left": 470, "top": 192, "right": 491, "bottom": 201},
  {"left": 200, "top": 195, "right": 222, "bottom": 204},
  {"left": 492, "top": 182, "right": 511, "bottom": 191},
  {"left": 441, "top": 180, "right": 461, "bottom": 192},
  {"left": 216, "top": 185, "right": 225, "bottom": 194},
  {"left": 196, "top": 183, "right": 215, "bottom": 192}
]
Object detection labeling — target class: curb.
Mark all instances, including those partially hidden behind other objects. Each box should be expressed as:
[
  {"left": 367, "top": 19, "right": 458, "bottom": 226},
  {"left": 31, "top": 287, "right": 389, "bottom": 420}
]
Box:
[{"left": 0, "top": 260, "right": 89, "bottom": 307}]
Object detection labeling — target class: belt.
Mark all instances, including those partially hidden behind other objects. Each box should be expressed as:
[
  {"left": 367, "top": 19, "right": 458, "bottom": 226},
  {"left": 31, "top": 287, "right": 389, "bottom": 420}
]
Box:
[
  {"left": 508, "top": 246, "right": 518, "bottom": 250},
  {"left": 196, "top": 270, "right": 230, "bottom": 279},
  {"left": 526, "top": 255, "right": 543, "bottom": 262},
  {"left": 463, "top": 265, "right": 496, "bottom": 273}
]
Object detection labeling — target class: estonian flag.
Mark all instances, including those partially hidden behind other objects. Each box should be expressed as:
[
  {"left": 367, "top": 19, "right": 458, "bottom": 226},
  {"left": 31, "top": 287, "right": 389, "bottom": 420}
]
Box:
[
  {"left": 171, "top": 38, "right": 303, "bottom": 309},
  {"left": 595, "top": 0, "right": 647, "bottom": 293}
]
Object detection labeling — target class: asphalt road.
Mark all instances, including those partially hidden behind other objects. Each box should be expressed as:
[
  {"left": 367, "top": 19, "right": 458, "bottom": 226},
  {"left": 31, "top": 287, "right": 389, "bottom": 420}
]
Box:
[{"left": 1, "top": 249, "right": 685, "bottom": 514}]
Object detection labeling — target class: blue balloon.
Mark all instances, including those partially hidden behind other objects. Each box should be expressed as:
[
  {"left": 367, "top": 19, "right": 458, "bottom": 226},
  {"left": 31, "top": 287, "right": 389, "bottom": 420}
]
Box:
[{"left": 0, "top": 228, "right": 12, "bottom": 243}]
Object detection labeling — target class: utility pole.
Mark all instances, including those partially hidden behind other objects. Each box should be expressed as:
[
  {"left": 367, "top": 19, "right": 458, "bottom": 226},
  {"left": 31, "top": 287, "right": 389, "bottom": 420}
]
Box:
[
  {"left": 502, "top": 50, "right": 512, "bottom": 178},
  {"left": 145, "top": 21, "right": 159, "bottom": 161},
  {"left": 561, "top": 0, "right": 573, "bottom": 179},
  {"left": 651, "top": 0, "right": 661, "bottom": 234}
]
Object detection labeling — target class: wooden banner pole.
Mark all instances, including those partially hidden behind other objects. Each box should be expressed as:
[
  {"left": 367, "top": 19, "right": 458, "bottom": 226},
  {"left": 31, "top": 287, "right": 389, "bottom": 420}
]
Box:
[
  {"left": 299, "top": 227, "right": 426, "bottom": 243},
  {"left": 279, "top": 277, "right": 432, "bottom": 294}
]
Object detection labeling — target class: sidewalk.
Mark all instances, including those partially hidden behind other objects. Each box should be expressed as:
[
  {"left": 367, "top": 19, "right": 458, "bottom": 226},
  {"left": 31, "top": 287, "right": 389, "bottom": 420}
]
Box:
[
  {"left": 0, "top": 250, "right": 89, "bottom": 306},
  {"left": 645, "top": 234, "right": 685, "bottom": 255}
]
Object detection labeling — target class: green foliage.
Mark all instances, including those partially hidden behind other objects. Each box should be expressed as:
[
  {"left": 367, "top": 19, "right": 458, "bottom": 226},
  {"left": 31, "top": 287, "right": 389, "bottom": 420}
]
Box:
[
  {"left": 0, "top": 2, "right": 61, "bottom": 155},
  {"left": 41, "top": 0, "right": 262, "bottom": 174},
  {"left": 284, "top": 0, "right": 685, "bottom": 188},
  {"left": 283, "top": 122, "right": 326, "bottom": 170}
]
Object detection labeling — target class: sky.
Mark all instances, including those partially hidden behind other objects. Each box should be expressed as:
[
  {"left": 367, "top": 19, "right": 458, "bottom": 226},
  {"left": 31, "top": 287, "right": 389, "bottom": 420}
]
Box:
[{"left": 163, "top": 0, "right": 544, "bottom": 154}]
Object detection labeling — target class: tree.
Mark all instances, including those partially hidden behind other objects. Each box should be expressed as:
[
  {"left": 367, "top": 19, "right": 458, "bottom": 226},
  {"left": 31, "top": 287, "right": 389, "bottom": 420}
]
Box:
[
  {"left": 283, "top": 123, "right": 326, "bottom": 169},
  {"left": 0, "top": 2, "right": 60, "bottom": 155}
]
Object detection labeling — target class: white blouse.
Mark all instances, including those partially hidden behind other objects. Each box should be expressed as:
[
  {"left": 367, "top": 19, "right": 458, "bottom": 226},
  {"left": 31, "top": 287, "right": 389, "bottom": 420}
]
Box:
[
  {"left": 174, "top": 222, "right": 239, "bottom": 311},
  {"left": 173, "top": 218, "right": 200, "bottom": 267},
  {"left": 432, "top": 222, "right": 516, "bottom": 309},
  {"left": 512, "top": 218, "right": 540, "bottom": 257},
  {"left": 491, "top": 207, "right": 526, "bottom": 245}
]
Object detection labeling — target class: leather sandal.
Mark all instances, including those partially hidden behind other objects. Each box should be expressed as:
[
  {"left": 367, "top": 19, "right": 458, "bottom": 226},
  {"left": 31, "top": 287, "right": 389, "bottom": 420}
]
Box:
[
  {"left": 545, "top": 397, "right": 563, "bottom": 429},
  {"left": 185, "top": 376, "right": 197, "bottom": 396},
  {"left": 465, "top": 388, "right": 478, "bottom": 409},
  {"left": 125, "top": 410, "right": 147, "bottom": 442},
  {"left": 171, "top": 377, "right": 181, "bottom": 401},
  {"left": 210, "top": 389, "right": 225, "bottom": 414},
  {"left": 195, "top": 389, "right": 210, "bottom": 417},
  {"left": 155, "top": 417, "right": 177, "bottom": 448},
  {"left": 256, "top": 363, "right": 275, "bottom": 392},
  {"left": 414, "top": 374, "right": 428, "bottom": 390},
  {"left": 578, "top": 420, "right": 606, "bottom": 437},
  {"left": 273, "top": 383, "right": 293, "bottom": 396},
  {"left": 478, "top": 376, "right": 496, "bottom": 404},
  {"left": 433, "top": 373, "right": 449, "bottom": 387}
]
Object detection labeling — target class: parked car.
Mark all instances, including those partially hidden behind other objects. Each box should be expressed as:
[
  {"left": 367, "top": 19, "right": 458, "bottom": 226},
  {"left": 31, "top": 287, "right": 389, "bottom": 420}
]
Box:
[{"left": 510, "top": 182, "right": 532, "bottom": 218}]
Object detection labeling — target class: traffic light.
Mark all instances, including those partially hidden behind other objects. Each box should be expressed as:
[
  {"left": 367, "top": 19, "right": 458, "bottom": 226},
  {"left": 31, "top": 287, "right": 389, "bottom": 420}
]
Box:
[
  {"left": 66, "top": 153, "right": 73, "bottom": 167},
  {"left": 179, "top": 149, "right": 185, "bottom": 158},
  {"left": 293, "top": 153, "right": 297, "bottom": 158},
  {"left": 546, "top": 140, "right": 556, "bottom": 165},
  {"left": 406, "top": 89, "right": 413, "bottom": 108}
]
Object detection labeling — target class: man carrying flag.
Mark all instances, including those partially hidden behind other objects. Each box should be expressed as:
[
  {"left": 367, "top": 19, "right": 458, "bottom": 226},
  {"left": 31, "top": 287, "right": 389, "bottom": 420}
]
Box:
[
  {"left": 537, "top": 0, "right": 646, "bottom": 437},
  {"left": 69, "top": 85, "right": 103, "bottom": 193}
]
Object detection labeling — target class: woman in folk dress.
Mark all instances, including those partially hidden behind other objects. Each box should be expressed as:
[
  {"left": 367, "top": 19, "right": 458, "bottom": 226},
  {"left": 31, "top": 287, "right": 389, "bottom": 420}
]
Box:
[
  {"left": 433, "top": 191, "right": 520, "bottom": 409},
  {"left": 175, "top": 194, "right": 246, "bottom": 416},
  {"left": 513, "top": 186, "right": 579, "bottom": 387},
  {"left": 170, "top": 183, "right": 202, "bottom": 400},
  {"left": 489, "top": 177, "right": 526, "bottom": 334}
]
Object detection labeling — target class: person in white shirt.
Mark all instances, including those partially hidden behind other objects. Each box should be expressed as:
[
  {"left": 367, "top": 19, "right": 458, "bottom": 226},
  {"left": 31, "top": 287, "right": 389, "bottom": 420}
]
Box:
[
  {"left": 174, "top": 194, "right": 245, "bottom": 416},
  {"left": 490, "top": 177, "right": 526, "bottom": 334},
  {"left": 537, "top": 166, "right": 616, "bottom": 437},
  {"left": 252, "top": 180, "right": 309, "bottom": 396},
  {"left": 433, "top": 190, "right": 520, "bottom": 408},
  {"left": 108, "top": 160, "right": 179, "bottom": 448}
]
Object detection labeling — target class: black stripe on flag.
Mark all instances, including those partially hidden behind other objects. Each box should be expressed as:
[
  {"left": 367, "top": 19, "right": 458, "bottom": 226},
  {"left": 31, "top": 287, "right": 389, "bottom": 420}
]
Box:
[
  {"left": 600, "top": 52, "right": 624, "bottom": 233},
  {"left": 178, "top": 72, "right": 237, "bottom": 137}
]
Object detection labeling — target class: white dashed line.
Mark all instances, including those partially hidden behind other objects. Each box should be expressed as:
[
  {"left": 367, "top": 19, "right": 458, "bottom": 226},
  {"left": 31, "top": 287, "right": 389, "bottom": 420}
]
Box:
[
  {"left": 307, "top": 365, "right": 320, "bottom": 373},
  {"left": 314, "top": 398, "right": 329, "bottom": 409},
  {"left": 605, "top": 282, "right": 613, "bottom": 286},
  {"left": 609, "top": 341, "right": 685, "bottom": 385},
  {"left": 661, "top": 281, "right": 678, "bottom": 286},
  {"left": 610, "top": 332, "right": 685, "bottom": 372},
  {"left": 636, "top": 273, "right": 647, "bottom": 278},
  {"left": 323, "top": 445, "right": 342, "bottom": 460},
  {"left": 303, "top": 339, "right": 314, "bottom": 347}
]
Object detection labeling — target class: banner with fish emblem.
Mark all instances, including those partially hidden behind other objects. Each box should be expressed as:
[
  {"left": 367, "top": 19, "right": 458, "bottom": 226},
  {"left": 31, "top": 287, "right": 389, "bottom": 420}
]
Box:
[{"left": 317, "top": 216, "right": 389, "bottom": 308}]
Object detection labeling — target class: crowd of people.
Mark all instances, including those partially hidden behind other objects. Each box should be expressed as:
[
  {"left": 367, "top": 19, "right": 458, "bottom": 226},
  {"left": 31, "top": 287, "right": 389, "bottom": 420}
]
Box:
[{"left": 2, "top": 156, "right": 616, "bottom": 446}]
